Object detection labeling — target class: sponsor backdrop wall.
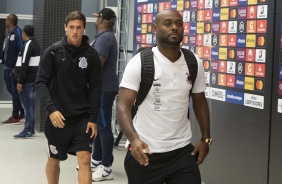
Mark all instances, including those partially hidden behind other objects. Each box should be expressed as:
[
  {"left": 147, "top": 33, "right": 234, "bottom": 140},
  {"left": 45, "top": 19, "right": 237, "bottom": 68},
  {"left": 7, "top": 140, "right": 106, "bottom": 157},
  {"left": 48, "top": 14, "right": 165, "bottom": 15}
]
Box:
[{"left": 134, "top": 0, "right": 276, "bottom": 183}]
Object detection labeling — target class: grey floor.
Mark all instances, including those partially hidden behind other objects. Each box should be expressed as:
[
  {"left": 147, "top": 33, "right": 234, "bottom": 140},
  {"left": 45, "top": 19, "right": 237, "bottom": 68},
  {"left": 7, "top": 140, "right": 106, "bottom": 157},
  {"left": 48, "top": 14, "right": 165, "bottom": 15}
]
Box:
[{"left": 0, "top": 108, "right": 127, "bottom": 184}]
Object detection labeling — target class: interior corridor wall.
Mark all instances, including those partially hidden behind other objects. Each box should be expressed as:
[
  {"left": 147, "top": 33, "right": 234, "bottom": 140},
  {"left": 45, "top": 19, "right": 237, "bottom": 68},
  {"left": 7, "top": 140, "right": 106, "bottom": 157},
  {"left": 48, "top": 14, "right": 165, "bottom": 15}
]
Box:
[{"left": 133, "top": 0, "right": 275, "bottom": 183}]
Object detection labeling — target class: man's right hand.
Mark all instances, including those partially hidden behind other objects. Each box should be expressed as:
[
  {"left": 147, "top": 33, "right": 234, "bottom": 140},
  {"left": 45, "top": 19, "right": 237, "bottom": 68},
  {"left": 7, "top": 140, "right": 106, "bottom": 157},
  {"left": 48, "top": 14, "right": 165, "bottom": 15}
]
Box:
[
  {"left": 130, "top": 139, "right": 152, "bottom": 166},
  {"left": 49, "top": 111, "right": 65, "bottom": 128}
]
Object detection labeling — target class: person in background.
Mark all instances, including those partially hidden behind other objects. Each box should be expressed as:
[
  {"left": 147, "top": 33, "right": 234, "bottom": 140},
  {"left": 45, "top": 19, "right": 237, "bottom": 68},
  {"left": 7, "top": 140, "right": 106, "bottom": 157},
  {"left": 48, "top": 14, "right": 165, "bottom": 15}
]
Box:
[
  {"left": 91, "top": 8, "right": 119, "bottom": 182},
  {"left": 14, "top": 25, "right": 40, "bottom": 138},
  {"left": 117, "top": 10, "right": 212, "bottom": 184},
  {"left": 1, "top": 14, "right": 25, "bottom": 125},
  {"left": 35, "top": 11, "right": 102, "bottom": 184}
]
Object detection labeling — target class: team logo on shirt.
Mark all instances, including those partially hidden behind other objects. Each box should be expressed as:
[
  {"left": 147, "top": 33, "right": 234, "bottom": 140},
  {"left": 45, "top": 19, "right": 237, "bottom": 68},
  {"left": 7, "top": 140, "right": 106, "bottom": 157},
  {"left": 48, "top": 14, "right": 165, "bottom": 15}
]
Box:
[
  {"left": 10, "top": 34, "right": 15, "bottom": 41},
  {"left": 78, "top": 57, "right": 88, "bottom": 69},
  {"left": 186, "top": 71, "right": 192, "bottom": 84}
]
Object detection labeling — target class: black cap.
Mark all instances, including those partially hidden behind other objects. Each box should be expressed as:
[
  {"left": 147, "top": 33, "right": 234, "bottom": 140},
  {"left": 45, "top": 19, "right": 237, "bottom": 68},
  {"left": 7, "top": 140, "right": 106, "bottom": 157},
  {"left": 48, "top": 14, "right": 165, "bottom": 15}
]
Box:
[{"left": 93, "top": 8, "right": 116, "bottom": 22}]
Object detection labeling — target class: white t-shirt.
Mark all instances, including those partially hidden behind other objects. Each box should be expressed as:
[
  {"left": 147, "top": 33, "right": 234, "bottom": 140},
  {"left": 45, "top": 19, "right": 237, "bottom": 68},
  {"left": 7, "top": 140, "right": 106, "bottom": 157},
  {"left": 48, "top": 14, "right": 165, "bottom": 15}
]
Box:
[{"left": 120, "top": 47, "right": 206, "bottom": 153}]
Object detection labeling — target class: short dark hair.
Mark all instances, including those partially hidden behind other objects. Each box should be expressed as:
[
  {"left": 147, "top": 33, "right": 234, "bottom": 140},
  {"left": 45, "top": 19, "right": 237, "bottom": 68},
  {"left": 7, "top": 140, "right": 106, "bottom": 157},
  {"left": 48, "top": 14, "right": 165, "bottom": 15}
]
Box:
[
  {"left": 23, "top": 25, "right": 34, "bottom": 37},
  {"left": 8, "top": 14, "right": 18, "bottom": 26},
  {"left": 65, "top": 11, "right": 86, "bottom": 27}
]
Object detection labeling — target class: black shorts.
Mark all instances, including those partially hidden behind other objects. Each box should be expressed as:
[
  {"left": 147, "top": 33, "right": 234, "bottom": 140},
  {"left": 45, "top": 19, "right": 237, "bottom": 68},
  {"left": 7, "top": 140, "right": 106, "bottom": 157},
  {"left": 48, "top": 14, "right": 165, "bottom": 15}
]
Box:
[
  {"left": 124, "top": 144, "right": 201, "bottom": 184},
  {"left": 45, "top": 114, "right": 93, "bottom": 161}
]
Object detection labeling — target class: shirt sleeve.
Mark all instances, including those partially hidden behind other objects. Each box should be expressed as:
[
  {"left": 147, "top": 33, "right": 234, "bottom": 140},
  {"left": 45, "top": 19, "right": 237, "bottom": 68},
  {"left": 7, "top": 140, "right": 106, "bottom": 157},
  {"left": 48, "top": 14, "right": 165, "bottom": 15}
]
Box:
[
  {"left": 18, "top": 40, "right": 32, "bottom": 84},
  {"left": 119, "top": 53, "right": 142, "bottom": 92},
  {"left": 192, "top": 54, "right": 207, "bottom": 93},
  {"left": 94, "top": 33, "right": 114, "bottom": 58}
]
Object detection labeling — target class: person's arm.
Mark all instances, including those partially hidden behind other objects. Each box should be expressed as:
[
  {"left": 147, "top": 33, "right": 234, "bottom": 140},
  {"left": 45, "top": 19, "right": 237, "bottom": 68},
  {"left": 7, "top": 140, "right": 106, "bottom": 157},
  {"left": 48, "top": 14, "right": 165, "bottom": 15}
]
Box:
[
  {"left": 190, "top": 92, "right": 210, "bottom": 165},
  {"left": 93, "top": 33, "right": 114, "bottom": 67},
  {"left": 117, "top": 87, "right": 151, "bottom": 166},
  {"left": 17, "top": 40, "right": 32, "bottom": 84},
  {"left": 35, "top": 46, "right": 57, "bottom": 115}
]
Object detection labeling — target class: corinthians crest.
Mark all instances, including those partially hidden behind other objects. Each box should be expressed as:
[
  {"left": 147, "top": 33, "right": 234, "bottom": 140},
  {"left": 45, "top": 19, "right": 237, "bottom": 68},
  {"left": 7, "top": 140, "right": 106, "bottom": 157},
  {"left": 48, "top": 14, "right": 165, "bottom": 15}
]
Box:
[{"left": 78, "top": 57, "right": 88, "bottom": 69}]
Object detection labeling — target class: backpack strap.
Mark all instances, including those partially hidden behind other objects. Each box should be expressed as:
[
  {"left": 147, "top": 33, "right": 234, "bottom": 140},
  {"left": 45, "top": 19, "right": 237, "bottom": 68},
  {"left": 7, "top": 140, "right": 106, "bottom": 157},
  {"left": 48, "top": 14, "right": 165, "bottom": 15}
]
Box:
[
  {"left": 52, "top": 41, "right": 64, "bottom": 74},
  {"left": 181, "top": 48, "right": 198, "bottom": 94},
  {"left": 131, "top": 47, "right": 155, "bottom": 117}
]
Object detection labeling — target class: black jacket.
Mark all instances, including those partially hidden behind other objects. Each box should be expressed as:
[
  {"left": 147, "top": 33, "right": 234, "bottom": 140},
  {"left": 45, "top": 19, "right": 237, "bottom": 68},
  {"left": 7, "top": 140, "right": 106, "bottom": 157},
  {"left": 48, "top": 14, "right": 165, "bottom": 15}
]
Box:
[
  {"left": 15, "top": 38, "right": 40, "bottom": 84},
  {"left": 35, "top": 35, "right": 102, "bottom": 123}
]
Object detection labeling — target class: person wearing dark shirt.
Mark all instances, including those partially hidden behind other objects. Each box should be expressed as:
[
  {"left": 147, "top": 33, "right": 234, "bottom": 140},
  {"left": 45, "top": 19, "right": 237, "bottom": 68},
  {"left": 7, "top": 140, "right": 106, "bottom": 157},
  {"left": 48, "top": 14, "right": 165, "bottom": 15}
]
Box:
[
  {"left": 14, "top": 25, "right": 40, "bottom": 138},
  {"left": 35, "top": 11, "right": 102, "bottom": 184},
  {"left": 1, "top": 14, "right": 24, "bottom": 125},
  {"left": 91, "top": 8, "right": 119, "bottom": 182}
]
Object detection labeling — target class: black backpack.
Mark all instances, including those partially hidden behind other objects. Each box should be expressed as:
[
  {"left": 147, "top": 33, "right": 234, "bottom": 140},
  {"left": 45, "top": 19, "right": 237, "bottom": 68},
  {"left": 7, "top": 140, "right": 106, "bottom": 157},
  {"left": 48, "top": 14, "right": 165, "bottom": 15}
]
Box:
[{"left": 114, "top": 47, "right": 198, "bottom": 147}]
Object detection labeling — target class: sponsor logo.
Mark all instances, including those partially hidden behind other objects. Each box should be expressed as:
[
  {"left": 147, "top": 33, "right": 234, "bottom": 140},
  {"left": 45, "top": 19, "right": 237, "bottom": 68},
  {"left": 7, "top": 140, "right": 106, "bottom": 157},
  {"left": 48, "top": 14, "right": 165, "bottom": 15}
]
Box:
[
  {"left": 247, "top": 6, "right": 257, "bottom": 19},
  {"left": 141, "top": 34, "right": 146, "bottom": 43},
  {"left": 142, "top": 4, "right": 148, "bottom": 13},
  {"left": 204, "top": 34, "right": 211, "bottom": 46},
  {"left": 255, "top": 64, "right": 265, "bottom": 77},
  {"left": 247, "top": 20, "right": 257, "bottom": 33},
  {"left": 212, "top": 8, "right": 221, "bottom": 21},
  {"left": 219, "top": 34, "right": 227, "bottom": 46},
  {"left": 212, "top": 22, "right": 220, "bottom": 33},
  {"left": 147, "top": 3, "right": 153, "bottom": 13},
  {"left": 205, "top": 72, "right": 210, "bottom": 83},
  {"left": 246, "top": 49, "right": 256, "bottom": 62},
  {"left": 190, "top": 0, "right": 198, "bottom": 10},
  {"left": 196, "top": 47, "right": 203, "bottom": 58},
  {"left": 147, "top": 14, "right": 153, "bottom": 24},
  {"left": 136, "top": 25, "right": 142, "bottom": 33},
  {"left": 244, "top": 77, "right": 255, "bottom": 90},
  {"left": 257, "top": 20, "right": 267, "bottom": 33},
  {"left": 198, "top": 0, "right": 205, "bottom": 9},
  {"left": 191, "top": 11, "right": 197, "bottom": 21},
  {"left": 226, "top": 75, "right": 235, "bottom": 87},
  {"left": 218, "top": 60, "right": 227, "bottom": 73},
  {"left": 246, "top": 34, "right": 256, "bottom": 48},
  {"left": 154, "top": 3, "right": 158, "bottom": 12},
  {"left": 205, "top": 10, "right": 212, "bottom": 21},
  {"left": 238, "top": 20, "right": 246, "bottom": 33},
  {"left": 235, "top": 75, "right": 245, "bottom": 89},
  {"left": 218, "top": 74, "right": 226, "bottom": 86},
  {"left": 236, "top": 48, "right": 246, "bottom": 61},
  {"left": 189, "top": 35, "right": 196, "bottom": 45},
  {"left": 245, "top": 63, "right": 255, "bottom": 76},
  {"left": 214, "top": 0, "right": 220, "bottom": 7},
  {"left": 228, "top": 34, "right": 237, "bottom": 47},
  {"left": 212, "top": 35, "right": 219, "bottom": 46},
  {"left": 190, "top": 22, "right": 197, "bottom": 34},
  {"left": 279, "top": 66, "right": 282, "bottom": 79},
  {"left": 230, "top": 0, "right": 239, "bottom": 6},
  {"left": 229, "top": 21, "right": 238, "bottom": 33},
  {"left": 171, "top": 2, "right": 177, "bottom": 10},
  {"left": 211, "top": 47, "right": 219, "bottom": 60},
  {"left": 220, "top": 8, "right": 229, "bottom": 20},
  {"left": 184, "top": 1, "right": 190, "bottom": 9},
  {"left": 142, "top": 14, "right": 147, "bottom": 23},
  {"left": 203, "top": 47, "right": 211, "bottom": 58},
  {"left": 238, "top": 7, "right": 247, "bottom": 19},
  {"left": 183, "top": 36, "right": 189, "bottom": 44},
  {"left": 237, "top": 34, "right": 246, "bottom": 47},
  {"left": 196, "top": 34, "right": 203, "bottom": 46},
  {"left": 205, "top": 0, "right": 213, "bottom": 8},
  {"left": 158, "top": 2, "right": 164, "bottom": 12},
  {"left": 146, "top": 34, "right": 152, "bottom": 44},
  {"left": 257, "top": 5, "right": 268, "bottom": 19},
  {"left": 256, "top": 49, "right": 266, "bottom": 63},
  {"left": 184, "top": 23, "right": 190, "bottom": 34},
  {"left": 210, "top": 60, "right": 219, "bottom": 72},
  {"left": 197, "top": 22, "right": 205, "bottom": 33},
  {"left": 205, "top": 23, "right": 212, "bottom": 33},
  {"left": 228, "top": 48, "right": 236, "bottom": 60},
  {"left": 211, "top": 73, "right": 217, "bottom": 84},
  {"left": 49, "top": 145, "right": 58, "bottom": 155},
  {"left": 177, "top": 0, "right": 184, "bottom": 10},
  {"left": 197, "top": 10, "right": 205, "bottom": 21},
  {"left": 244, "top": 93, "right": 264, "bottom": 109},
  {"left": 137, "top": 5, "right": 143, "bottom": 13},
  {"left": 255, "top": 79, "right": 264, "bottom": 91},
  {"left": 221, "top": 0, "right": 229, "bottom": 7},
  {"left": 257, "top": 35, "right": 266, "bottom": 47},
  {"left": 229, "top": 8, "right": 237, "bottom": 19},
  {"left": 141, "top": 24, "right": 147, "bottom": 34},
  {"left": 238, "top": 0, "right": 248, "bottom": 6},
  {"left": 248, "top": 0, "right": 258, "bottom": 5},
  {"left": 236, "top": 62, "right": 245, "bottom": 75},
  {"left": 136, "top": 34, "right": 141, "bottom": 43},
  {"left": 219, "top": 48, "right": 228, "bottom": 60},
  {"left": 210, "top": 87, "right": 226, "bottom": 101},
  {"left": 204, "top": 60, "right": 210, "bottom": 70},
  {"left": 183, "top": 11, "right": 190, "bottom": 22},
  {"left": 227, "top": 61, "right": 236, "bottom": 74},
  {"left": 164, "top": 2, "right": 171, "bottom": 10},
  {"left": 220, "top": 21, "right": 228, "bottom": 33},
  {"left": 226, "top": 90, "right": 244, "bottom": 105}
]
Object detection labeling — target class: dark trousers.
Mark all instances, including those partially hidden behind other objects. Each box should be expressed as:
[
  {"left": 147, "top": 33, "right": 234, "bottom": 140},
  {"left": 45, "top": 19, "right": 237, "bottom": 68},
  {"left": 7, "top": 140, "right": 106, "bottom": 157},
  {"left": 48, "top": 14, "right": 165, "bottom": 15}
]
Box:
[
  {"left": 92, "top": 91, "right": 117, "bottom": 167},
  {"left": 4, "top": 69, "right": 24, "bottom": 118},
  {"left": 18, "top": 83, "right": 35, "bottom": 132},
  {"left": 124, "top": 144, "right": 201, "bottom": 184}
]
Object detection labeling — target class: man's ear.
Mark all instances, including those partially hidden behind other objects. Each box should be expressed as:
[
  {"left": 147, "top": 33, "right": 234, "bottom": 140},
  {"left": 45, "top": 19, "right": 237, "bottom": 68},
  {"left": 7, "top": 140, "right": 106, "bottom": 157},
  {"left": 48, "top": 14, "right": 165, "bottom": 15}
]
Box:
[{"left": 152, "top": 23, "right": 157, "bottom": 34}]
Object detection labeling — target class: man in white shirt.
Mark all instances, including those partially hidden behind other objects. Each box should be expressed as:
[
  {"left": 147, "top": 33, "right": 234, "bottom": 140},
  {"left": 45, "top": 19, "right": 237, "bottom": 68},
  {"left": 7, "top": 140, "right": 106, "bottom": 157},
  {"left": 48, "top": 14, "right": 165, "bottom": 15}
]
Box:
[{"left": 117, "top": 10, "right": 211, "bottom": 184}]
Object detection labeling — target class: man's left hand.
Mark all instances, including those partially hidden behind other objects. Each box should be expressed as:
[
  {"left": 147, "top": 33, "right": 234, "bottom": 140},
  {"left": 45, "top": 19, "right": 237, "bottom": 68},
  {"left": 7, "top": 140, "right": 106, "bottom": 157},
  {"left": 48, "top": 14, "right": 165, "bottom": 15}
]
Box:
[
  {"left": 17, "top": 83, "right": 22, "bottom": 92},
  {"left": 86, "top": 122, "right": 97, "bottom": 138},
  {"left": 191, "top": 141, "right": 209, "bottom": 165}
]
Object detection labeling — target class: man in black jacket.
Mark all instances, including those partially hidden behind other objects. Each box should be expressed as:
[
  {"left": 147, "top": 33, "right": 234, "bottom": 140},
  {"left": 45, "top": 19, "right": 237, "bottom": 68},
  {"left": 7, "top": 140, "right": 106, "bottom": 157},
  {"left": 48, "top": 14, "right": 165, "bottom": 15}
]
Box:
[
  {"left": 1, "top": 14, "right": 24, "bottom": 125},
  {"left": 14, "top": 25, "right": 40, "bottom": 138},
  {"left": 35, "top": 11, "right": 102, "bottom": 184}
]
